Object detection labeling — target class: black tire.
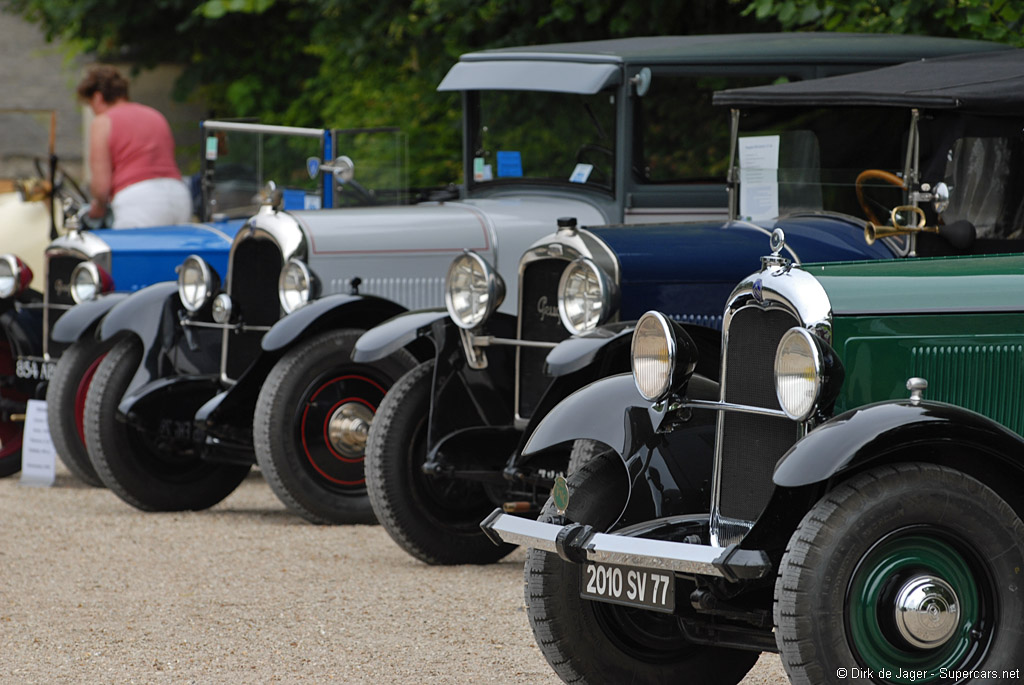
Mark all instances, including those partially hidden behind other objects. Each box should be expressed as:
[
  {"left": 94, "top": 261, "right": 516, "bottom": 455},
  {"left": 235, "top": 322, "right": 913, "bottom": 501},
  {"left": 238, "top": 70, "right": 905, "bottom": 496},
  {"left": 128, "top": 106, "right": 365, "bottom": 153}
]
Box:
[
  {"left": 525, "top": 451, "right": 760, "bottom": 684},
  {"left": 84, "top": 336, "right": 250, "bottom": 510},
  {"left": 775, "top": 463, "right": 1024, "bottom": 685},
  {"left": 0, "top": 338, "right": 27, "bottom": 478},
  {"left": 45, "top": 336, "right": 115, "bottom": 486},
  {"left": 566, "top": 439, "right": 610, "bottom": 475},
  {"left": 365, "top": 360, "right": 516, "bottom": 565},
  {"left": 253, "top": 329, "right": 416, "bottom": 525}
]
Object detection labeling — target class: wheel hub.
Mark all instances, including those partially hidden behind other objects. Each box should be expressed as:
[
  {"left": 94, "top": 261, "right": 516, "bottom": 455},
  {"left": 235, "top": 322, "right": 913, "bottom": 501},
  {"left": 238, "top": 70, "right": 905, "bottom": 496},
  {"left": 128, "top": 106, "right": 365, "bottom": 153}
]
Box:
[
  {"left": 893, "top": 574, "right": 960, "bottom": 649},
  {"left": 327, "top": 402, "right": 374, "bottom": 459}
]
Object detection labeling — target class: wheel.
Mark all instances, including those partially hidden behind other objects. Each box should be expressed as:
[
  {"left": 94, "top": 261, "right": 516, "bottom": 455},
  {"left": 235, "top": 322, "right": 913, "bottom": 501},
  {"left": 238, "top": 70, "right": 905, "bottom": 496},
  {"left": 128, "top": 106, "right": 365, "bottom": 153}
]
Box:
[
  {"left": 525, "top": 451, "right": 760, "bottom": 684},
  {"left": 855, "top": 168, "right": 906, "bottom": 225},
  {"left": 84, "top": 336, "right": 250, "bottom": 510},
  {"left": 0, "top": 338, "right": 27, "bottom": 478},
  {"left": 566, "top": 438, "right": 610, "bottom": 475},
  {"left": 775, "top": 463, "right": 1024, "bottom": 685},
  {"left": 45, "top": 335, "right": 115, "bottom": 486},
  {"left": 253, "top": 329, "right": 416, "bottom": 525},
  {"left": 365, "top": 359, "right": 516, "bottom": 564}
]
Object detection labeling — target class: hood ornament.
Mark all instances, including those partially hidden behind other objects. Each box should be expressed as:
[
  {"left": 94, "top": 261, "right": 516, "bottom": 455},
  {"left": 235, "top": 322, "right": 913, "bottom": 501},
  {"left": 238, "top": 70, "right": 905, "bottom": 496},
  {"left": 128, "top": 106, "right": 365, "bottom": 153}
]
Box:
[{"left": 761, "top": 228, "right": 791, "bottom": 269}]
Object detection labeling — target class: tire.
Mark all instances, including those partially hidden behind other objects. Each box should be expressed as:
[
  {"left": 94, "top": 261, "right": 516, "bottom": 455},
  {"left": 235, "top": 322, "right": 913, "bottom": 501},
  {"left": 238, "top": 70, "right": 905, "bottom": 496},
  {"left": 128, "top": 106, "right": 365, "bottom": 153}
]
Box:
[
  {"left": 775, "top": 463, "right": 1024, "bottom": 685},
  {"left": 84, "top": 336, "right": 250, "bottom": 510},
  {"left": 524, "top": 451, "right": 760, "bottom": 684},
  {"left": 566, "top": 439, "right": 610, "bottom": 475},
  {"left": 45, "top": 335, "right": 115, "bottom": 486},
  {"left": 253, "top": 329, "right": 416, "bottom": 525},
  {"left": 365, "top": 360, "right": 516, "bottom": 565},
  {"left": 0, "top": 338, "right": 27, "bottom": 478}
]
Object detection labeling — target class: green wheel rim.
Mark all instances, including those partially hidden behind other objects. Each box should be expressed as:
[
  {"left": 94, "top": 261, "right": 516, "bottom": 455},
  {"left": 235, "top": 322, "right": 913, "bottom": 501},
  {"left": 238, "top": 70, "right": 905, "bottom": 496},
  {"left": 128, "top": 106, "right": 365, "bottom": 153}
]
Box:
[{"left": 847, "top": 530, "right": 984, "bottom": 683}]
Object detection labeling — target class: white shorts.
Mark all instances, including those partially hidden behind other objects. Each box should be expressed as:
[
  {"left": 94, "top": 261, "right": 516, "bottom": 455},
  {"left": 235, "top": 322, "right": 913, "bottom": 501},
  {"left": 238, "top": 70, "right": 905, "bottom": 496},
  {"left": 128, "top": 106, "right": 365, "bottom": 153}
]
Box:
[{"left": 111, "top": 177, "right": 193, "bottom": 228}]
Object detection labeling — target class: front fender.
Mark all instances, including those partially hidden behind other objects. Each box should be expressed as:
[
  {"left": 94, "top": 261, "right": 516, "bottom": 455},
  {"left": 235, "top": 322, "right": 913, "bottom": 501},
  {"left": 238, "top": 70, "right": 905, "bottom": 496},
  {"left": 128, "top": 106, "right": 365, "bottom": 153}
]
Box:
[
  {"left": 544, "top": 322, "right": 634, "bottom": 377},
  {"left": 352, "top": 309, "right": 448, "bottom": 363},
  {"left": 774, "top": 400, "right": 1024, "bottom": 488},
  {"left": 51, "top": 292, "right": 130, "bottom": 343},
  {"left": 261, "top": 293, "right": 407, "bottom": 353}
]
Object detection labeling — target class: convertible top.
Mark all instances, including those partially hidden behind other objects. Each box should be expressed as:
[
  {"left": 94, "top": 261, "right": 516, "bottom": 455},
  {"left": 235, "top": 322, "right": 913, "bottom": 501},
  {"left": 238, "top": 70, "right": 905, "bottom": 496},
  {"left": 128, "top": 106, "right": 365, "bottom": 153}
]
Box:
[{"left": 714, "top": 49, "right": 1024, "bottom": 114}]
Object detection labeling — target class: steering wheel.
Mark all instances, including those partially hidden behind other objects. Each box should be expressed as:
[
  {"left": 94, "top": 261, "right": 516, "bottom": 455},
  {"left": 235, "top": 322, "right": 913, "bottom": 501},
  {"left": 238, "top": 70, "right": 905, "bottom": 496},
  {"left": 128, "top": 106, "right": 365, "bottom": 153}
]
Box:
[
  {"left": 33, "top": 156, "right": 88, "bottom": 205},
  {"left": 573, "top": 143, "right": 614, "bottom": 184},
  {"left": 855, "top": 169, "right": 906, "bottom": 225}
]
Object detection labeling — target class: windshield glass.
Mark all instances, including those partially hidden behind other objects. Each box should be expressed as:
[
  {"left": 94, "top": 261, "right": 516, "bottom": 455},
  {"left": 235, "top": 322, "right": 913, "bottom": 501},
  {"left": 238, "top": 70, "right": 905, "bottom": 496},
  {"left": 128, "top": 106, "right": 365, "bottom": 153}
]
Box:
[
  {"left": 734, "top": 107, "right": 909, "bottom": 224},
  {"left": 471, "top": 90, "right": 616, "bottom": 191}
]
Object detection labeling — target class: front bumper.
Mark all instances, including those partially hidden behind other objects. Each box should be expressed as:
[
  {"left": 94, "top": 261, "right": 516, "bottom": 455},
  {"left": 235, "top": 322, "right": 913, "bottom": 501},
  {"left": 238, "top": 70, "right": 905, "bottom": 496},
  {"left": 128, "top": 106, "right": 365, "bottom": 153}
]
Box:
[{"left": 480, "top": 509, "right": 772, "bottom": 582}]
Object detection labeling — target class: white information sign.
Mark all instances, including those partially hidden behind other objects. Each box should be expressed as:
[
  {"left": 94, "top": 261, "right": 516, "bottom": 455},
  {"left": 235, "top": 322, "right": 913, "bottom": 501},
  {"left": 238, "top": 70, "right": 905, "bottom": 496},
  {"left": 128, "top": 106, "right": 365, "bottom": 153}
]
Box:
[
  {"left": 19, "top": 399, "right": 56, "bottom": 487},
  {"left": 738, "top": 135, "right": 780, "bottom": 221}
]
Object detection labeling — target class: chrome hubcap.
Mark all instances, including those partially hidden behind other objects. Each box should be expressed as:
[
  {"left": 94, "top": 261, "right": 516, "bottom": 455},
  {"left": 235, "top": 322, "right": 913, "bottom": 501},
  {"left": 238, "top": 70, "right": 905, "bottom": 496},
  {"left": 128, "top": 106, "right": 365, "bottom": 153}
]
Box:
[
  {"left": 326, "top": 402, "right": 374, "bottom": 458},
  {"left": 893, "top": 575, "right": 960, "bottom": 649}
]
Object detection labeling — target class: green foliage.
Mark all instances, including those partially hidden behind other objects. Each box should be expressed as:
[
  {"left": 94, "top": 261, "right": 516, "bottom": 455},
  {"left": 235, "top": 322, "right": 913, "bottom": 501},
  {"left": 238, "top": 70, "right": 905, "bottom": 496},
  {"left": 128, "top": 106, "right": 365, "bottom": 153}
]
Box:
[{"left": 738, "top": 0, "right": 1024, "bottom": 47}]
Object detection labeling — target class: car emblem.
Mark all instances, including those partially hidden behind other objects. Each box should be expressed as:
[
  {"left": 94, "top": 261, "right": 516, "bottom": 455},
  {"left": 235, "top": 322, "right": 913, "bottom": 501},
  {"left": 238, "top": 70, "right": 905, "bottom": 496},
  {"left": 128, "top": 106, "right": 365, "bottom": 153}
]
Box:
[
  {"left": 552, "top": 475, "right": 569, "bottom": 515},
  {"left": 306, "top": 157, "right": 321, "bottom": 180},
  {"left": 536, "top": 295, "right": 559, "bottom": 321},
  {"left": 753, "top": 278, "right": 763, "bottom": 303}
]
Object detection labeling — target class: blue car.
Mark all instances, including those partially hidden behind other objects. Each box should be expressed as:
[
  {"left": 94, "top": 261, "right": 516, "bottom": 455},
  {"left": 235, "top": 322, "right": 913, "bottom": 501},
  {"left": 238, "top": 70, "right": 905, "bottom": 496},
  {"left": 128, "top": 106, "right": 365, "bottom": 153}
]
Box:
[
  {"left": 0, "top": 120, "right": 338, "bottom": 480},
  {"left": 355, "top": 48, "right": 1020, "bottom": 566}
]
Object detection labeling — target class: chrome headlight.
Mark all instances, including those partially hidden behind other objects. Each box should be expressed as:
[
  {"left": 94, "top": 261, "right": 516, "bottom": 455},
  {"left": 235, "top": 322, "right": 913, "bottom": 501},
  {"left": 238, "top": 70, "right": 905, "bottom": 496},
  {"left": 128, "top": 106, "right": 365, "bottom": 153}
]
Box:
[
  {"left": 69, "top": 262, "right": 112, "bottom": 304},
  {"left": 279, "top": 259, "right": 314, "bottom": 313},
  {"left": 211, "top": 293, "right": 233, "bottom": 323},
  {"left": 557, "top": 257, "right": 613, "bottom": 334},
  {"left": 0, "top": 254, "right": 32, "bottom": 298},
  {"left": 774, "top": 327, "right": 844, "bottom": 421},
  {"left": 177, "top": 255, "right": 219, "bottom": 312},
  {"left": 631, "top": 311, "right": 697, "bottom": 403},
  {"left": 445, "top": 251, "right": 505, "bottom": 330}
]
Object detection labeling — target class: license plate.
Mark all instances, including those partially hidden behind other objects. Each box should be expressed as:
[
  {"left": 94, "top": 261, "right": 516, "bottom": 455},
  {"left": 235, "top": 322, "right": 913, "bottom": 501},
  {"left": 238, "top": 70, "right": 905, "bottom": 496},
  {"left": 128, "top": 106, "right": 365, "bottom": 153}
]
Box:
[
  {"left": 580, "top": 562, "right": 675, "bottom": 613},
  {"left": 15, "top": 357, "right": 56, "bottom": 381}
]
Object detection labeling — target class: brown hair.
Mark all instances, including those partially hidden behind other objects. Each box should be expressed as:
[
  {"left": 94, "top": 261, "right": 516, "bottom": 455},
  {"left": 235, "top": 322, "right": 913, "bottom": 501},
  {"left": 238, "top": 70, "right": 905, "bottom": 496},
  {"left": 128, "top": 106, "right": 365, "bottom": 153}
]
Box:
[{"left": 76, "top": 65, "right": 129, "bottom": 104}]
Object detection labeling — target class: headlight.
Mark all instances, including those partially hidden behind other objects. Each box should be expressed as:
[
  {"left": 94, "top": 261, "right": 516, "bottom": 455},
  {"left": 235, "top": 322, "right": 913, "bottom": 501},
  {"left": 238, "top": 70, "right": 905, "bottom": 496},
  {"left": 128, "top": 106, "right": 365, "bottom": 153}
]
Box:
[
  {"left": 211, "top": 293, "right": 233, "bottom": 323},
  {"left": 0, "top": 254, "right": 32, "bottom": 298},
  {"left": 177, "top": 255, "right": 219, "bottom": 312},
  {"left": 279, "top": 259, "right": 314, "bottom": 313},
  {"left": 445, "top": 251, "right": 505, "bottom": 329},
  {"left": 69, "top": 262, "right": 112, "bottom": 304},
  {"left": 774, "top": 327, "right": 831, "bottom": 419},
  {"left": 557, "top": 258, "right": 613, "bottom": 334},
  {"left": 631, "top": 311, "right": 696, "bottom": 403}
]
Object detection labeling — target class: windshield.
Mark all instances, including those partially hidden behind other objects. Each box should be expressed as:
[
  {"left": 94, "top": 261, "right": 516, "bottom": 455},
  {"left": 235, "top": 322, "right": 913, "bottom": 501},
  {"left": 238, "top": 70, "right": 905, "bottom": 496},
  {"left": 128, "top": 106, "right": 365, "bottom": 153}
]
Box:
[
  {"left": 471, "top": 90, "right": 616, "bottom": 191},
  {"left": 733, "top": 107, "right": 909, "bottom": 225}
]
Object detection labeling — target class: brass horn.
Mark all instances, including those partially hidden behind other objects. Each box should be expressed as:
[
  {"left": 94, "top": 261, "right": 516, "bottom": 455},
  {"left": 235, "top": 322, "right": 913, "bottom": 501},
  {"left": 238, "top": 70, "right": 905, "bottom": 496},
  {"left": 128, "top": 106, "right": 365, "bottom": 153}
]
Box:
[{"left": 864, "top": 206, "right": 932, "bottom": 245}]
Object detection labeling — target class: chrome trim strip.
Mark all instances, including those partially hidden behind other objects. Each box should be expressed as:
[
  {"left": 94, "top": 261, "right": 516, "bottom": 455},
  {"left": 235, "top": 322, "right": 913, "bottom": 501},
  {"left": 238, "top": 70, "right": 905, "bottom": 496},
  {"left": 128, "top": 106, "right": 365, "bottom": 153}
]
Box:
[
  {"left": 473, "top": 335, "right": 558, "bottom": 349},
  {"left": 202, "top": 121, "right": 325, "bottom": 138},
  {"left": 484, "top": 512, "right": 728, "bottom": 577},
  {"left": 682, "top": 398, "right": 788, "bottom": 419}
]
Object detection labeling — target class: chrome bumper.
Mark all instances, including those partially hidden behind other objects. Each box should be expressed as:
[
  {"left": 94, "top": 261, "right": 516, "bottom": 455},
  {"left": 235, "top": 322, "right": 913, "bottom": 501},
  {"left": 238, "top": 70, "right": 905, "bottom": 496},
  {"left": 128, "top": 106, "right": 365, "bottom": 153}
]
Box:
[{"left": 480, "top": 509, "right": 771, "bottom": 581}]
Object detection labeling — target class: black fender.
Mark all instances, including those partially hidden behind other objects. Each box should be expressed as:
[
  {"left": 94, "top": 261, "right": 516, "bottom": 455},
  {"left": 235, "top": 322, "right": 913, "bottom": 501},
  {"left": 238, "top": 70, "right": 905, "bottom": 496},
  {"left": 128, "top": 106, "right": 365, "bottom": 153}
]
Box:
[
  {"left": 773, "top": 399, "right": 1024, "bottom": 488},
  {"left": 50, "top": 292, "right": 129, "bottom": 344},
  {"left": 261, "top": 293, "right": 407, "bottom": 353},
  {"left": 351, "top": 309, "right": 448, "bottom": 363},
  {"left": 96, "top": 282, "right": 222, "bottom": 402}
]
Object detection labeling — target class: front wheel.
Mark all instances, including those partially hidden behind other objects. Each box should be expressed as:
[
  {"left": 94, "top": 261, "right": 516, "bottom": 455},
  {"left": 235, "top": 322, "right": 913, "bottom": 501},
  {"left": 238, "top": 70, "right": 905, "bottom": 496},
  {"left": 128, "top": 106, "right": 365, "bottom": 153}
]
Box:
[
  {"left": 525, "top": 451, "right": 760, "bottom": 683},
  {"left": 775, "top": 463, "right": 1024, "bottom": 685},
  {"left": 365, "top": 360, "right": 516, "bottom": 564},
  {"left": 45, "top": 335, "right": 115, "bottom": 486},
  {"left": 253, "top": 329, "right": 416, "bottom": 525},
  {"left": 84, "top": 336, "right": 250, "bottom": 510}
]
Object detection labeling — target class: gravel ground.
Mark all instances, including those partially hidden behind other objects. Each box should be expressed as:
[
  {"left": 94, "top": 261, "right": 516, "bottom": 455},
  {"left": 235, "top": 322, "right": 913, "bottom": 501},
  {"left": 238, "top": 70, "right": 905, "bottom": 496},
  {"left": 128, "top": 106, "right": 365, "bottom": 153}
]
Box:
[{"left": 1, "top": 464, "right": 789, "bottom": 683}]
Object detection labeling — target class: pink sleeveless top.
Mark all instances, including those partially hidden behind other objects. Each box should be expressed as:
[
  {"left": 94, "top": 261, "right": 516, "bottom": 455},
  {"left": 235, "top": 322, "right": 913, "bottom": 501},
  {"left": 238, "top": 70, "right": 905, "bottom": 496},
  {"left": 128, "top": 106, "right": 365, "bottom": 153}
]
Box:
[{"left": 107, "top": 102, "right": 182, "bottom": 196}]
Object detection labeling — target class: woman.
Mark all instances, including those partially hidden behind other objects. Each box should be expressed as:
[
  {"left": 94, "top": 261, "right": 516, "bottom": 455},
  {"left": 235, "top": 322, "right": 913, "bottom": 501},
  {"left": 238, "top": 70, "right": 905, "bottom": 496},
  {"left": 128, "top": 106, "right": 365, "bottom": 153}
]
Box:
[{"left": 76, "top": 65, "right": 192, "bottom": 228}]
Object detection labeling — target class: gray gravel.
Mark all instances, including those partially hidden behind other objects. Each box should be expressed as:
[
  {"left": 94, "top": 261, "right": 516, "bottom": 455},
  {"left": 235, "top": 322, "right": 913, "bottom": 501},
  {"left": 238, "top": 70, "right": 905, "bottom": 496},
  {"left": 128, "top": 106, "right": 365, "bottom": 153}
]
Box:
[{"left": 1, "top": 463, "right": 788, "bottom": 683}]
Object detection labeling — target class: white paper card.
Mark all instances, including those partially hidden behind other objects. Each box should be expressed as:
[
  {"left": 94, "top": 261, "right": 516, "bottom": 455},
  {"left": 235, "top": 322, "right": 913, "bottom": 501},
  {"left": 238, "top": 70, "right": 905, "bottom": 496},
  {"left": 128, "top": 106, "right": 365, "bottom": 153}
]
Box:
[
  {"left": 569, "top": 163, "right": 593, "bottom": 184},
  {"left": 20, "top": 399, "right": 56, "bottom": 487},
  {"left": 738, "top": 135, "right": 780, "bottom": 221}
]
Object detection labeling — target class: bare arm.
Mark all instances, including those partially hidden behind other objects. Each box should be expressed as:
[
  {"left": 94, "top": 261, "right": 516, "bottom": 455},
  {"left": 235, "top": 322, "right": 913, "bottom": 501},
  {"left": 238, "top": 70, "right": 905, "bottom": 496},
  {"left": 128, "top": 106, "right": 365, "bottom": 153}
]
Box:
[{"left": 88, "top": 113, "right": 112, "bottom": 219}]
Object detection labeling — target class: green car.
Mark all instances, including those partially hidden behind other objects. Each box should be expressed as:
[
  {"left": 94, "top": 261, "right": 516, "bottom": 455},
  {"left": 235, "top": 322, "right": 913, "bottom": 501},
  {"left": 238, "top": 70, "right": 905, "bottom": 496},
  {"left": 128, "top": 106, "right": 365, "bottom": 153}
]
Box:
[{"left": 480, "top": 55, "right": 1024, "bottom": 685}]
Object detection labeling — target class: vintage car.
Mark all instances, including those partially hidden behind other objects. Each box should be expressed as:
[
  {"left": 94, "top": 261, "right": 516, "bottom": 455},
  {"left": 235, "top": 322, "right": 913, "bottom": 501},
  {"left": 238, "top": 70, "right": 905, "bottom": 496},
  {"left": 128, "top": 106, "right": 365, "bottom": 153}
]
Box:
[
  {"left": 75, "top": 33, "right": 1007, "bottom": 521},
  {"left": 28, "top": 120, "right": 339, "bottom": 485},
  {"left": 352, "top": 46, "right": 1019, "bottom": 565},
  {"left": 481, "top": 52, "right": 1024, "bottom": 683}
]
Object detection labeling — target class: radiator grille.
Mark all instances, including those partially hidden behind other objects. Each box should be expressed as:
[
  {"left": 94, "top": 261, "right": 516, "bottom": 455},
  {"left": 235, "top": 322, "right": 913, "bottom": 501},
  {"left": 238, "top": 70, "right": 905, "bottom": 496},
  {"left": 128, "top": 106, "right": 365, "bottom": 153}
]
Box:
[
  {"left": 224, "top": 237, "right": 283, "bottom": 380},
  {"left": 912, "top": 343, "right": 1024, "bottom": 436},
  {"left": 717, "top": 307, "right": 801, "bottom": 522},
  {"left": 517, "top": 258, "right": 571, "bottom": 418}
]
